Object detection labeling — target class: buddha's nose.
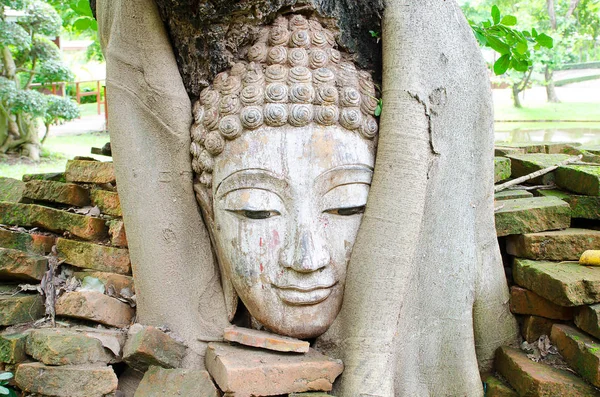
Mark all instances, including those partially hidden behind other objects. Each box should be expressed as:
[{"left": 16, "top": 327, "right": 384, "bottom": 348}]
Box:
[{"left": 280, "top": 225, "right": 330, "bottom": 273}]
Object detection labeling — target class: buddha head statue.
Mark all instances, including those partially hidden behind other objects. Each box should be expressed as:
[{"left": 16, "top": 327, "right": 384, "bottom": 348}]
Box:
[{"left": 190, "top": 14, "right": 379, "bottom": 339}]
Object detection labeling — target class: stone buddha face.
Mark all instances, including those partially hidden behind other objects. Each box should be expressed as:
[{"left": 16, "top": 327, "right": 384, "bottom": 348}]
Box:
[{"left": 190, "top": 15, "right": 378, "bottom": 339}]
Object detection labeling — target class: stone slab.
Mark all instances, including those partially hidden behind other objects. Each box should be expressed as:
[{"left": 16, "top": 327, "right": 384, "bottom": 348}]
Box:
[
  {"left": 507, "top": 153, "right": 571, "bottom": 184},
  {"left": 26, "top": 328, "right": 118, "bottom": 365},
  {"left": 538, "top": 189, "right": 600, "bottom": 220},
  {"left": 123, "top": 324, "right": 187, "bottom": 372},
  {"left": 205, "top": 342, "right": 343, "bottom": 397},
  {"left": 0, "top": 202, "right": 107, "bottom": 241},
  {"left": 90, "top": 189, "right": 122, "bottom": 217},
  {"left": 513, "top": 258, "right": 600, "bottom": 306},
  {"left": 509, "top": 286, "right": 573, "bottom": 320},
  {"left": 0, "top": 228, "right": 55, "bottom": 255},
  {"left": 575, "top": 304, "right": 600, "bottom": 339},
  {"left": 55, "top": 291, "right": 134, "bottom": 328},
  {"left": 494, "top": 189, "right": 533, "bottom": 201},
  {"left": 557, "top": 165, "right": 600, "bottom": 196},
  {"left": 0, "top": 247, "right": 47, "bottom": 281},
  {"left": 22, "top": 172, "right": 65, "bottom": 182},
  {"left": 494, "top": 157, "right": 511, "bottom": 183},
  {"left": 22, "top": 180, "right": 90, "bottom": 207},
  {"left": 521, "top": 315, "right": 557, "bottom": 343},
  {"left": 551, "top": 324, "right": 600, "bottom": 387},
  {"left": 223, "top": 325, "right": 310, "bottom": 353},
  {"left": 494, "top": 196, "right": 571, "bottom": 237},
  {"left": 0, "top": 177, "right": 24, "bottom": 203},
  {"left": 499, "top": 142, "right": 577, "bottom": 154},
  {"left": 495, "top": 146, "right": 526, "bottom": 156},
  {"left": 0, "top": 294, "right": 44, "bottom": 326},
  {"left": 65, "top": 160, "right": 116, "bottom": 184},
  {"left": 57, "top": 238, "right": 130, "bottom": 275},
  {"left": 0, "top": 332, "right": 29, "bottom": 364},
  {"left": 507, "top": 228, "right": 600, "bottom": 261},
  {"left": 108, "top": 219, "right": 127, "bottom": 247},
  {"left": 481, "top": 373, "right": 518, "bottom": 397},
  {"left": 134, "top": 366, "right": 219, "bottom": 397},
  {"left": 73, "top": 271, "right": 135, "bottom": 294},
  {"left": 15, "top": 362, "right": 118, "bottom": 397},
  {"left": 495, "top": 346, "right": 599, "bottom": 396}
]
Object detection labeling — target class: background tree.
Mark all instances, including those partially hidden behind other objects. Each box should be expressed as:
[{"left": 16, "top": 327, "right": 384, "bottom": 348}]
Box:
[{"left": 0, "top": 0, "right": 79, "bottom": 160}]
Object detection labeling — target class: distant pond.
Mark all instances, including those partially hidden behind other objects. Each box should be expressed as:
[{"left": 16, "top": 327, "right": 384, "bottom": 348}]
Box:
[{"left": 495, "top": 127, "right": 600, "bottom": 147}]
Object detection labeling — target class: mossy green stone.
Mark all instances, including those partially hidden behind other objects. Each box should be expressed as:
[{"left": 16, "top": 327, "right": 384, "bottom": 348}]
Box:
[
  {"left": 506, "top": 228, "right": 600, "bottom": 261},
  {"left": 0, "top": 294, "right": 44, "bottom": 326},
  {"left": 0, "top": 229, "right": 39, "bottom": 254},
  {"left": 538, "top": 189, "right": 600, "bottom": 220},
  {"left": 494, "top": 157, "right": 511, "bottom": 183},
  {"left": 556, "top": 165, "right": 600, "bottom": 196},
  {"left": 22, "top": 180, "right": 90, "bottom": 207},
  {"left": 0, "top": 202, "right": 107, "bottom": 241},
  {"left": 513, "top": 258, "right": 600, "bottom": 306},
  {"left": 550, "top": 324, "right": 600, "bottom": 387},
  {"left": 507, "top": 153, "right": 571, "bottom": 185},
  {"left": 494, "top": 189, "right": 533, "bottom": 201},
  {"left": 0, "top": 332, "right": 28, "bottom": 364},
  {"left": 65, "top": 160, "right": 115, "bottom": 184},
  {"left": 0, "top": 177, "right": 24, "bottom": 203},
  {"left": 481, "top": 374, "right": 517, "bottom": 397},
  {"left": 494, "top": 196, "right": 571, "bottom": 237},
  {"left": 0, "top": 247, "right": 47, "bottom": 281},
  {"left": 22, "top": 172, "right": 66, "bottom": 183}
]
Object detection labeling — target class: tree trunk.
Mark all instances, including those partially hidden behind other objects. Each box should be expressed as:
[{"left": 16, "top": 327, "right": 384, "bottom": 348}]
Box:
[
  {"left": 545, "top": 65, "right": 560, "bottom": 103},
  {"left": 512, "top": 83, "right": 522, "bottom": 108},
  {"left": 547, "top": 0, "right": 557, "bottom": 30},
  {"left": 41, "top": 123, "right": 51, "bottom": 145}
]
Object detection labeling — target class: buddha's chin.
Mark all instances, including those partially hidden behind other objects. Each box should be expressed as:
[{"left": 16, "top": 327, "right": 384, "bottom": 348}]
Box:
[{"left": 246, "top": 286, "right": 343, "bottom": 340}]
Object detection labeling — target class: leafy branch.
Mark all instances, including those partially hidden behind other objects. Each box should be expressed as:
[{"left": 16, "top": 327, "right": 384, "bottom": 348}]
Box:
[{"left": 470, "top": 5, "right": 554, "bottom": 75}]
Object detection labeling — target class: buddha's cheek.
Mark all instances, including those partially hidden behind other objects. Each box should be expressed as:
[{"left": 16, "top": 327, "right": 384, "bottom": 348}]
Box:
[{"left": 323, "top": 214, "right": 363, "bottom": 279}]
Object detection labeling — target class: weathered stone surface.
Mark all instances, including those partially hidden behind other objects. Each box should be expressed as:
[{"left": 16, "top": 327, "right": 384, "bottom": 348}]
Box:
[
  {"left": 509, "top": 286, "right": 573, "bottom": 320},
  {"left": 538, "top": 189, "right": 600, "bottom": 220},
  {"left": 557, "top": 165, "right": 600, "bottom": 196},
  {"left": 494, "top": 196, "right": 571, "bottom": 237},
  {"left": 289, "top": 394, "right": 334, "bottom": 397},
  {"left": 15, "top": 362, "right": 118, "bottom": 397},
  {"left": 123, "top": 324, "right": 186, "bottom": 372},
  {"left": 507, "top": 228, "right": 600, "bottom": 261},
  {"left": 90, "top": 189, "right": 122, "bottom": 217},
  {"left": 108, "top": 219, "right": 127, "bottom": 247},
  {"left": 65, "top": 159, "right": 116, "bottom": 184},
  {"left": 481, "top": 373, "right": 518, "bottom": 397},
  {"left": 521, "top": 316, "right": 556, "bottom": 343},
  {"left": 494, "top": 157, "right": 511, "bottom": 183},
  {"left": 494, "top": 189, "right": 533, "bottom": 201},
  {"left": 57, "top": 238, "right": 130, "bottom": 275},
  {"left": 0, "top": 229, "right": 56, "bottom": 255},
  {"left": 134, "top": 366, "right": 219, "bottom": 397},
  {"left": 496, "top": 346, "right": 599, "bottom": 396},
  {"left": 22, "top": 172, "right": 65, "bottom": 182},
  {"left": 73, "top": 271, "right": 135, "bottom": 294},
  {"left": 26, "top": 328, "right": 118, "bottom": 365},
  {"left": 206, "top": 342, "right": 343, "bottom": 397},
  {"left": 0, "top": 177, "right": 24, "bottom": 202},
  {"left": 513, "top": 258, "right": 600, "bottom": 306},
  {"left": 499, "top": 142, "right": 577, "bottom": 155},
  {"left": 223, "top": 325, "right": 309, "bottom": 353},
  {"left": 495, "top": 146, "right": 526, "bottom": 156},
  {"left": 551, "top": 324, "right": 600, "bottom": 387},
  {"left": 507, "top": 153, "right": 571, "bottom": 184},
  {"left": 0, "top": 247, "right": 47, "bottom": 281},
  {"left": 0, "top": 202, "right": 107, "bottom": 241},
  {"left": 22, "top": 180, "right": 90, "bottom": 207},
  {"left": 0, "top": 294, "right": 44, "bottom": 326},
  {"left": 575, "top": 304, "right": 600, "bottom": 339},
  {"left": 55, "top": 291, "right": 134, "bottom": 328},
  {"left": 0, "top": 332, "right": 29, "bottom": 364}
]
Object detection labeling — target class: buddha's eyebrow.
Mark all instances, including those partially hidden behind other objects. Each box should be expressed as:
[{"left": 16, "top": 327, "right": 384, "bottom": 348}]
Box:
[
  {"left": 315, "top": 164, "right": 374, "bottom": 195},
  {"left": 215, "top": 169, "right": 288, "bottom": 199}
]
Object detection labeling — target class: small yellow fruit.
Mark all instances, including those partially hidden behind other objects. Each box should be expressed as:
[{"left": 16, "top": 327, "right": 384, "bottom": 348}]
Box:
[{"left": 580, "top": 250, "right": 600, "bottom": 266}]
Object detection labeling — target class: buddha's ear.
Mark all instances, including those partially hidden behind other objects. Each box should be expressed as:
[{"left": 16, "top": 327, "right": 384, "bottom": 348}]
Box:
[{"left": 193, "top": 183, "right": 239, "bottom": 322}]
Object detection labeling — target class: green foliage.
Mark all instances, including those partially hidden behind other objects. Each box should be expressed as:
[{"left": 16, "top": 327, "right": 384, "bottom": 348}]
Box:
[
  {"left": 18, "top": 1, "right": 62, "bottom": 37},
  {"left": 0, "top": 371, "right": 17, "bottom": 397},
  {"left": 470, "top": 5, "right": 554, "bottom": 75},
  {"left": 43, "top": 93, "right": 78, "bottom": 125}
]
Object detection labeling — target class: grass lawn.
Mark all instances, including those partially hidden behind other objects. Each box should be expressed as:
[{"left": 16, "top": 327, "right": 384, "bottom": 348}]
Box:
[
  {"left": 0, "top": 131, "right": 109, "bottom": 180},
  {"left": 79, "top": 102, "right": 103, "bottom": 117}
]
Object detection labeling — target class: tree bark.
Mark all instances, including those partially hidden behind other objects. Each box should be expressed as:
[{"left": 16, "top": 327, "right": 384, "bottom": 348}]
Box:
[
  {"left": 566, "top": 0, "right": 581, "bottom": 19},
  {"left": 547, "top": 0, "right": 557, "bottom": 30},
  {"left": 545, "top": 65, "right": 560, "bottom": 103}
]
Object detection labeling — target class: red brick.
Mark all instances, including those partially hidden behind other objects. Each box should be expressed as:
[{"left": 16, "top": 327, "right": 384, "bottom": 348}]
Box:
[
  {"left": 510, "top": 286, "right": 573, "bottom": 320},
  {"left": 551, "top": 324, "right": 600, "bottom": 387},
  {"left": 521, "top": 316, "right": 557, "bottom": 343},
  {"left": 0, "top": 247, "right": 47, "bottom": 281},
  {"left": 90, "top": 189, "right": 121, "bottom": 217},
  {"left": 65, "top": 160, "right": 115, "bottom": 184},
  {"left": 55, "top": 291, "right": 134, "bottom": 328},
  {"left": 73, "top": 271, "right": 135, "bottom": 294},
  {"left": 123, "top": 324, "right": 186, "bottom": 371},
  {"left": 57, "top": 238, "right": 130, "bottom": 275},
  {"left": 224, "top": 325, "right": 309, "bottom": 353},
  {"left": 108, "top": 219, "right": 127, "bottom": 247},
  {"left": 135, "top": 366, "right": 219, "bottom": 397},
  {"left": 22, "top": 180, "right": 90, "bottom": 207}
]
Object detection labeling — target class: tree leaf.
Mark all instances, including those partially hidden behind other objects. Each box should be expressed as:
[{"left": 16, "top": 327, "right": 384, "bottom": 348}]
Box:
[
  {"left": 375, "top": 100, "right": 383, "bottom": 117},
  {"left": 511, "top": 57, "right": 530, "bottom": 72},
  {"left": 515, "top": 41, "right": 528, "bottom": 55},
  {"left": 494, "top": 54, "right": 511, "bottom": 75},
  {"left": 73, "top": 17, "right": 91, "bottom": 31},
  {"left": 532, "top": 28, "right": 538, "bottom": 37},
  {"left": 501, "top": 15, "right": 517, "bottom": 26},
  {"left": 0, "top": 373, "right": 13, "bottom": 381},
  {"left": 486, "top": 36, "right": 511, "bottom": 55},
  {"left": 0, "top": 386, "right": 9, "bottom": 395},
  {"left": 491, "top": 5, "right": 501, "bottom": 25},
  {"left": 535, "top": 33, "right": 554, "bottom": 49}
]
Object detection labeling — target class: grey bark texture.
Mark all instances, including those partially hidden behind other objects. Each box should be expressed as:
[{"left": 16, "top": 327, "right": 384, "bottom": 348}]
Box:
[{"left": 96, "top": 0, "right": 518, "bottom": 393}]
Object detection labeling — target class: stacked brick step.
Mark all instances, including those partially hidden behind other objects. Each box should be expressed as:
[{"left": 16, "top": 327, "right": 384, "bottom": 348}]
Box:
[
  {"left": 0, "top": 158, "right": 135, "bottom": 396},
  {"left": 488, "top": 143, "right": 600, "bottom": 396}
]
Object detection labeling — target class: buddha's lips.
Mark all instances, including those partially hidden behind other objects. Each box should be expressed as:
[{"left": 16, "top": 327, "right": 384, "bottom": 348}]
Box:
[{"left": 272, "top": 283, "right": 336, "bottom": 305}]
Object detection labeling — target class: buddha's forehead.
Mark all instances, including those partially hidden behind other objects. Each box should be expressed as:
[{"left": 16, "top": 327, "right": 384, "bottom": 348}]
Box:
[{"left": 212, "top": 125, "right": 375, "bottom": 189}]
